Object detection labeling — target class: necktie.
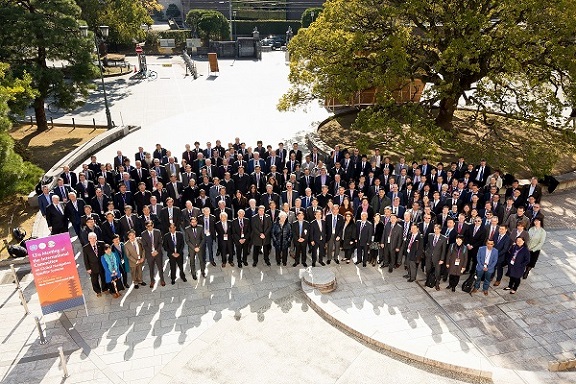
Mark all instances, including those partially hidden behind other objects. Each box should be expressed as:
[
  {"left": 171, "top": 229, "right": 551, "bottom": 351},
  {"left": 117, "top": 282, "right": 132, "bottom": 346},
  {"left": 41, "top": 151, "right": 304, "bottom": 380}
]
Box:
[
  {"left": 299, "top": 222, "right": 303, "bottom": 237},
  {"left": 458, "top": 223, "right": 462, "bottom": 233},
  {"left": 333, "top": 216, "right": 337, "bottom": 233},
  {"left": 111, "top": 222, "right": 116, "bottom": 233},
  {"left": 408, "top": 235, "right": 415, "bottom": 251},
  {"left": 489, "top": 227, "right": 496, "bottom": 240},
  {"left": 360, "top": 222, "right": 365, "bottom": 232},
  {"left": 128, "top": 216, "right": 132, "bottom": 228},
  {"left": 93, "top": 245, "right": 97, "bottom": 254},
  {"left": 60, "top": 186, "right": 65, "bottom": 197},
  {"left": 172, "top": 234, "right": 176, "bottom": 246},
  {"left": 193, "top": 227, "right": 196, "bottom": 237},
  {"left": 205, "top": 217, "right": 209, "bottom": 231},
  {"left": 403, "top": 223, "right": 409, "bottom": 238},
  {"left": 433, "top": 236, "right": 438, "bottom": 247},
  {"left": 473, "top": 226, "right": 478, "bottom": 236}
]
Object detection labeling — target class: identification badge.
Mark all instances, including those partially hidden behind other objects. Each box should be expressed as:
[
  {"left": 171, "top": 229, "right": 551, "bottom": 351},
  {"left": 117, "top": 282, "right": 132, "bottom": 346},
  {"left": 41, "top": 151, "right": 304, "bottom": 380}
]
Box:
[
  {"left": 454, "top": 259, "right": 460, "bottom": 266},
  {"left": 241, "top": 233, "right": 244, "bottom": 239},
  {"left": 223, "top": 234, "right": 228, "bottom": 241},
  {"left": 510, "top": 260, "right": 515, "bottom": 265},
  {"left": 205, "top": 230, "right": 210, "bottom": 236},
  {"left": 387, "top": 236, "right": 391, "bottom": 244}
]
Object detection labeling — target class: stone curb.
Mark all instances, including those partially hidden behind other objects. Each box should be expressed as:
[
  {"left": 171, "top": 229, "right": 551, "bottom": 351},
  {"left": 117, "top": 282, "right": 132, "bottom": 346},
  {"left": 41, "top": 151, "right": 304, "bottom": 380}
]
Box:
[
  {"left": 28, "top": 125, "right": 141, "bottom": 208},
  {"left": 301, "top": 281, "right": 493, "bottom": 380}
]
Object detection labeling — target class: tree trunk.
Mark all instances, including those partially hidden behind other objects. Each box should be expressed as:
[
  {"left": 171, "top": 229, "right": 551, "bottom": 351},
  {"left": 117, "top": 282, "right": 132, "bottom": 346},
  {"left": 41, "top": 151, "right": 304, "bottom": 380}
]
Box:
[
  {"left": 436, "top": 97, "right": 456, "bottom": 129},
  {"left": 34, "top": 97, "right": 48, "bottom": 132}
]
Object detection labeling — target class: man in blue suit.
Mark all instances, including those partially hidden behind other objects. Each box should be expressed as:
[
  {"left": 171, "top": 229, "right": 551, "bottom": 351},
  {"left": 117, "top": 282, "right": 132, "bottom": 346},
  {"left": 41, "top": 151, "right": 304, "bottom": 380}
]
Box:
[
  {"left": 473, "top": 239, "right": 498, "bottom": 295},
  {"left": 493, "top": 225, "right": 512, "bottom": 287}
]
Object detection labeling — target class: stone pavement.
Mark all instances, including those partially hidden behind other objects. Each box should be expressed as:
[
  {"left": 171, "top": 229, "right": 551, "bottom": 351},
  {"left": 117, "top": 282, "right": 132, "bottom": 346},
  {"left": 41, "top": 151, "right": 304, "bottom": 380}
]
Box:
[
  {"left": 303, "top": 228, "right": 576, "bottom": 383},
  {"left": 539, "top": 189, "right": 576, "bottom": 229}
]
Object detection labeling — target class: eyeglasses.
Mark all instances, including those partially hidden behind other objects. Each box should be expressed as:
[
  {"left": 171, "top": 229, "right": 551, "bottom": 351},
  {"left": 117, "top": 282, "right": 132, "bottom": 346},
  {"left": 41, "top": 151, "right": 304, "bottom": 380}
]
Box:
[{"left": 474, "top": 220, "right": 482, "bottom": 223}]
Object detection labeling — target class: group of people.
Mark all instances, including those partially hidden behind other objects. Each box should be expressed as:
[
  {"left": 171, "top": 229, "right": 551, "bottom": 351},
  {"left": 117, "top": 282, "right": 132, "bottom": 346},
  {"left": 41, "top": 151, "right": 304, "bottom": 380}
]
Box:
[{"left": 37, "top": 138, "right": 547, "bottom": 297}]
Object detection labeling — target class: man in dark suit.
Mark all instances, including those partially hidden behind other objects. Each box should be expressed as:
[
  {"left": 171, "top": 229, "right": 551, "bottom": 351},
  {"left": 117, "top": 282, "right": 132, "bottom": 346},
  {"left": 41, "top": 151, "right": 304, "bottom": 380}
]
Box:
[
  {"left": 251, "top": 205, "right": 272, "bottom": 266},
  {"left": 493, "top": 225, "right": 512, "bottom": 286},
  {"left": 405, "top": 224, "right": 424, "bottom": 282},
  {"left": 466, "top": 217, "right": 487, "bottom": 273},
  {"left": 442, "top": 218, "right": 458, "bottom": 245},
  {"left": 233, "top": 166, "right": 251, "bottom": 194},
  {"left": 113, "top": 151, "right": 129, "bottom": 171},
  {"left": 130, "top": 161, "right": 149, "bottom": 184},
  {"left": 119, "top": 205, "right": 140, "bottom": 241},
  {"left": 472, "top": 159, "right": 491, "bottom": 185},
  {"left": 75, "top": 173, "right": 96, "bottom": 201},
  {"left": 139, "top": 204, "right": 160, "bottom": 230},
  {"left": 522, "top": 177, "right": 543, "bottom": 203},
  {"left": 101, "top": 211, "right": 120, "bottom": 245},
  {"left": 380, "top": 214, "right": 403, "bottom": 272},
  {"left": 135, "top": 146, "right": 146, "bottom": 163},
  {"left": 264, "top": 151, "right": 281, "bottom": 173},
  {"left": 46, "top": 195, "right": 69, "bottom": 235},
  {"left": 289, "top": 143, "right": 303, "bottom": 163},
  {"left": 113, "top": 184, "right": 133, "bottom": 213},
  {"left": 141, "top": 220, "right": 165, "bottom": 288},
  {"left": 60, "top": 165, "right": 78, "bottom": 187},
  {"left": 38, "top": 185, "right": 53, "bottom": 217},
  {"left": 184, "top": 216, "right": 205, "bottom": 279},
  {"left": 133, "top": 182, "right": 152, "bottom": 215},
  {"left": 354, "top": 212, "right": 373, "bottom": 267},
  {"left": 153, "top": 144, "right": 167, "bottom": 161},
  {"left": 83, "top": 233, "right": 107, "bottom": 296},
  {"left": 159, "top": 198, "right": 183, "bottom": 235},
  {"left": 325, "top": 205, "right": 344, "bottom": 264},
  {"left": 281, "top": 182, "right": 299, "bottom": 208},
  {"left": 232, "top": 209, "right": 251, "bottom": 267},
  {"left": 299, "top": 169, "right": 315, "bottom": 196},
  {"left": 64, "top": 192, "right": 85, "bottom": 237},
  {"left": 215, "top": 212, "right": 234, "bottom": 267},
  {"left": 424, "top": 224, "right": 448, "bottom": 290},
  {"left": 162, "top": 223, "right": 186, "bottom": 284},
  {"left": 52, "top": 178, "right": 73, "bottom": 203},
  {"left": 292, "top": 211, "right": 309, "bottom": 267}
]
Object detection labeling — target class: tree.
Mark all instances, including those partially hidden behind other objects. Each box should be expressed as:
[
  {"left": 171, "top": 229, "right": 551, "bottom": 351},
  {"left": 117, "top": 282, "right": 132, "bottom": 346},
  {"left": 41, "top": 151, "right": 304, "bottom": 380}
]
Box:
[
  {"left": 0, "top": 62, "right": 43, "bottom": 199},
  {"left": 301, "top": 7, "right": 323, "bottom": 28},
  {"left": 0, "top": 0, "right": 97, "bottom": 132},
  {"left": 165, "top": 4, "right": 181, "bottom": 19},
  {"left": 76, "top": 0, "right": 154, "bottom": 45},
  {"left": 186, "top": 9, "right": 230, "bottom": 42},
  {"left": 281, "top": 0, "right": 576, "bottom": 129}
]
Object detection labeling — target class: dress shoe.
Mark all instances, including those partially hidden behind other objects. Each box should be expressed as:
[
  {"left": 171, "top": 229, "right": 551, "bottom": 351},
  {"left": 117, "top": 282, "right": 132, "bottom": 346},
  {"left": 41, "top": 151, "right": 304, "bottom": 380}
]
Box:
[
  {"left": 335, "top": 259, "right": 340, "bottom": 264},
  {"left": 160, "top": 281, "right": 166, "bottom": 287},
  {"left": 442, "top": 277, "right": 447, "bottom": 282},
  {"left": 277, "top": 262, "right": 281, "bottom": 266},
  {"left": 403, "top": 274, "right": 409, "bottom": 278},
  {"left": 243, "top": 261, "right": 248, "bottom": 266},
  {"left": 140, "top": 282, "right": 147, "bottom": 286},
  {"left": 150, "top": 282, "right": 155, "bottom": 288},
  {"left": 394, "top": 264, "right": 400, "bottom": 268},
  {"left": 408, "top": 279, "right": 415, "bottom": 282},
  {"left": 451, "top": 287, "right": 456, "bottom": 292},
  {"left": 493, "top": 281, "right": 501, "bottom": 287},
  {"left": 181, "top": 277, "right": 187, "bottom": 282},
  {"left": 354, "top": 261, "right": 361, "bottom": 265},
  {"left": 388, "top": 268, "right": 393, "bottom": 273},
  {"left": 238, "top": 263, "right": 242, "bottom": 268},
  {"left": 292, "top": 262, "right": 299, "bottom": 267},
  {"left": 327, "top": 260, "right": 331, "bottom": 265},
  {"left": 171, "top": 280, "right": 176, "bottom": 285},
  {"left": 201, "top": 272, "right": 206, "bottom": 277},
  {"left": 445, "top": 285, "right": 451, "bottom": 289},
  {"left": 302, "top": 263, "right": 308, "bottom": 267},
  {"left": 319, "top": 261, "right": 325, "bottom": 266},
  {"left": 283, "top": 263, "right": 287, "bottom": 266},
  {"left": 252, "top": 263, "right": 258, "bottom": 267},
  {"left": 435, "top": 286, "right": 440, "bottom": 291},
  {"left": 134, "top": 285, "right": 139, "bottom": 289},
  {"left": 230, "top": 262, "right": 234, "bottom": 267},
  {"left": 362, "top": 264, "right": 367, "bottom": 267},
  {"left": 503, "top": 287, "right": 511, "bottom": 290},
  {"left": 211, "top": 261, "right": 216, "bottom": 267},
  {"left": 382, "top": 264, "right": 389, "bottom": 268},
  {"left": 222, "top": 263, "right": 226, "bottom": 268},
  {"left": 113, "top": 293, "right": 120, "bottom": 298},
  {"left": 265, "top": 261, "right": 271, "bottom": 266},
  {"left": 192, "top": 275, "right": 197, "bottom": 280},
  {"left": 96, "top": 293, "right": 102, "bottom": 297},
  {"left": 312, "top": 263, "right": 316, "bottom": 267},
  {"left": 471, "top": 288, "right": 478, "bottom": 293},
  {"left": 483, "top": 290, "right": 488, "bottom": 296}
]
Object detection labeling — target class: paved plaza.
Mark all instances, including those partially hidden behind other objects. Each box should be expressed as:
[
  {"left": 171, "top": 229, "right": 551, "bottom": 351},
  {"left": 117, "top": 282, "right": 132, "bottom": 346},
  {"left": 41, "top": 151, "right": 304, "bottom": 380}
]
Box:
[{"left": 1, "top": 52, "right": 575, "bottom": 383}]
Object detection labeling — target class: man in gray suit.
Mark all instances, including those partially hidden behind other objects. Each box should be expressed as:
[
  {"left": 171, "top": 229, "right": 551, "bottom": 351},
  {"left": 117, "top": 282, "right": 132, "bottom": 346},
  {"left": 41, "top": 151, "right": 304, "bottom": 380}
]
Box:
[
  {"left": 184, "top": 216, "right": 205, "bottom": 279},
  {"left": 424, "top": 224, "right": 447, "bottom": 290},
  {"left": 380, "top": 214, "right": 403, "bottom": 272},
  {"left": 354, "top": 212, "right": 373, "bottom": 267},
  {"left": 141, "top": 220, "right": 165, "bottom": 288}
]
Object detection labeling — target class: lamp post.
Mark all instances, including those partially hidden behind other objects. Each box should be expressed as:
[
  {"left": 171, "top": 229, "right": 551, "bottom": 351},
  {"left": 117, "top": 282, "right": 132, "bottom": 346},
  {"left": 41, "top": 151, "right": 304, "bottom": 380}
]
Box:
[
  {"left": 310, "top": 11, "right": 315, "bottom": 25},
  {"left": 80, "top": 25, "right": 113, "bottom": 129},
  {"left": 233, "top": 10, "right": 237, "bottom": 40}
]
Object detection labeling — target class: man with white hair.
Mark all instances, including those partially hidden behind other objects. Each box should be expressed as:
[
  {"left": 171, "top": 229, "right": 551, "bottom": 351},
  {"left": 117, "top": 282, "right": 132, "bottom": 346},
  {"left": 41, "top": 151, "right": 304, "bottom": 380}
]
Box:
[{"left": 83, "top": 232, "right": 107, "bottom": 296}]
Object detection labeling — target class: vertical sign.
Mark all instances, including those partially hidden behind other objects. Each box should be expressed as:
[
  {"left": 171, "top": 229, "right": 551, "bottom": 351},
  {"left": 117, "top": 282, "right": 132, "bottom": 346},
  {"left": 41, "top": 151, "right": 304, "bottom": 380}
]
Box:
[{"left": 26, "top": 233, "right": 85, "bottom": 315}]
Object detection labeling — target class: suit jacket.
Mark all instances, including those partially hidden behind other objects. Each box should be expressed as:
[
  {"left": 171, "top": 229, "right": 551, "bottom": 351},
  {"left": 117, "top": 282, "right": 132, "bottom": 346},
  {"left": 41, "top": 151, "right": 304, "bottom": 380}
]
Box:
[
  {"left": 159, "top": 206, "right": 183, "bottom": 234},
  {"left": 251, "top": 214, "right": 272, "bottom": 246},
  {"left": 467, "top": 225, "right": 487, "bottom": 248},
  {"left": 425, "top": 233, "right": 448, "bottom": 264},
  {"left": 119, "top": 214, "right": 141, "bottom": 240},
  {"left": 355, "top": 220, "right": 374, "bottom": 246},
  {"left": 261, "top": 192, "right": 281, "bottom": 208},
  {"left": 64, "top": 199, "right": 86, "bottom": 227},
  {"left": 113, "top": 191, "right": 134, "bottom": 212},
  {"left": 60, "top": 172, "right": 78, "bottom": 187},
  {"left": 101, "top": 219, "right": 120, "bottom": 244},
  {"left": 476, "top": 246, "right": 499, "bottom": 273},
  {"left": 141, "top": 228, "right": 163, "bottom": 258},
  {"left": 38, "top": 193, "right": 53, "bottom": 216},
  {"left": 75, "top": 180, "right": 96, "bottom": 201},
  {"left": 114, "top": 155, "right": 129, "bottom": 170},
  {"left": 380, "top": 222, "right": 403, "bottom": 250},
  {"left": 83, "top": 241, "right": 105, "bottom": 273},
  {"left": 46, "top": 203, "right": 68, "bottom": 234},
  {"left": 281, "top": 190, "right": 300, "bottom": 207},
  {"left": 404, "top": 233, "right": 424, "bottom": 262},
  {"left": 309, "top": 219, "right": 327, "bottom": 244},
  {"left": 325, "top": 213, "right": 344, "bottom": 241},
  {"left": 522, "top": 184, "right": 543, "bottom": 203},
  {"left": 233, "top": 173, "right": 251, "bottom": 194},
  {"left": 184, "top": 225, "right": 205, "bottom": 251},
  {"left": 232, "top": 217, "right": 251, "bottom": 243},
  {"left": 198, "top": 214, "right": 217, "bottom": 237},
  {"left": 215, "top": 220, "right": 233, "bottom": 246},
  {"left": 52, "top": 185, "right": 73, "bottom": 201},
  {"left": 124, "top": 237, "right": 145, "bottom": 266},
  {"left": 139, "top": 213, "right": 160, "bottom": 230},
  {"left": 163, "top": 230, "right": 185, "bottom": 256},
  {"left": 130, "top": 167, "right": 149, "bottom": 184}
]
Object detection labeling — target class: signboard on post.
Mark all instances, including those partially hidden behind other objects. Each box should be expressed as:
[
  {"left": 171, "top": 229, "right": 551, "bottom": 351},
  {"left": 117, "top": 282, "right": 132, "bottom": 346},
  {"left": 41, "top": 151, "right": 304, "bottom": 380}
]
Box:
[{"left": 27, "top": 233, "right": 85, "bottom": 315}]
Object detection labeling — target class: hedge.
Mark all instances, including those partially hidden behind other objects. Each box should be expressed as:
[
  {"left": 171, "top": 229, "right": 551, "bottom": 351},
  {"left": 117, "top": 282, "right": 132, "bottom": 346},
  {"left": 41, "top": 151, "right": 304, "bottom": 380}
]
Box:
[
  {"left": 158, "top": 30, "right": 192, "bottom": 46},
  {"left": 234, "top": 20, "right": 301, "bottom": 37}
]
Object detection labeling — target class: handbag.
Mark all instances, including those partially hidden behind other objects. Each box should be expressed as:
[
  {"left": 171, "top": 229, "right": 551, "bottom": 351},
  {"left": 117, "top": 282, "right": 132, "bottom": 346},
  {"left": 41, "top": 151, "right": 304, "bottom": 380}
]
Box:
[{"left": 369, "top": 241, "right": 380, "bottom": 251}]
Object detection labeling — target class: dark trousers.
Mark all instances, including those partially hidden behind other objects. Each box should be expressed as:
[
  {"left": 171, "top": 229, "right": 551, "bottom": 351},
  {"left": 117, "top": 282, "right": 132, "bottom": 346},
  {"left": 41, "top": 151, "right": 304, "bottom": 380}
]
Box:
[
  {"left": 425, "top": 258, "right": 442, "bottom": 284},
  {"left": 494, "top": 256, "right": 506, "bottom": 281},
  {"left": 312, "top": 241, "right": 326, "bottom": 264},
  {"left": 343, "top": 248, "right": 354, "bottom": 260},
  {"left": 169, "top": 255, "right": 185, "bottom": 280},
  {"left": 382, "top": 245, "right": 395, "bottom": 266},
  {"left": 218, "top": 240, "right": 234, "bottom": 263},
  {"left": 448, "top": 274, "right": 461, "bottom": 288},
  {"left": 294, "top": 242, "right": 307, "bottom": 264},
  {"left": 147, "top": 255, "right": 165, "bottom": 283},
  {"left": 356, "top": 244, "right": 368, "bottom": 265},
  {"left": 508, "top": 276, "right": 522, "bottom": 291},
  {"left": 467, "top": 247, "right": 479, "bottom": 272},
  {"left": 234, "top": 241, "right": 250, "bottom": 264},
  {"left": 252, "top": 244, "right": 270, "bottom": 265},
  {"left": 276, "top": 248, "right": 289, "bottom": 264},
  {"left": 188, "top": 246, "right": 205, "bottom": 274},
  {"left": 89, "top": 270, "right": 106, "bottom": 294}
]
